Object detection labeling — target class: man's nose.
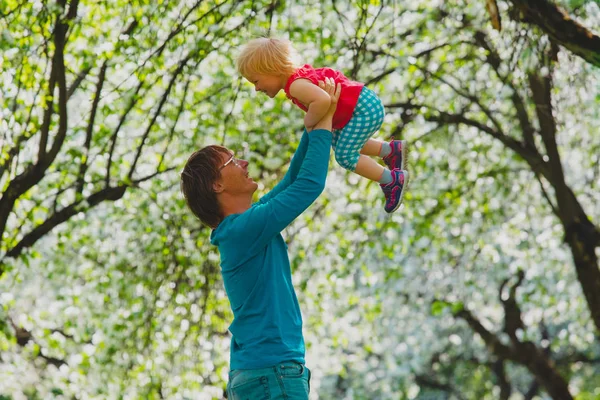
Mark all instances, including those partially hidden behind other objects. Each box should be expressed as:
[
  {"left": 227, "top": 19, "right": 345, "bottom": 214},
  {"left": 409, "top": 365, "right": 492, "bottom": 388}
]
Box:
[{"left": 240, "top": 159, "right": 249, "bottom": 168}]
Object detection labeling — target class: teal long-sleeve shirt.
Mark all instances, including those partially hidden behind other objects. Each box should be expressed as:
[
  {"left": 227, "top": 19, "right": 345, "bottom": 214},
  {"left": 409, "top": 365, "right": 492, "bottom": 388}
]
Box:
[{"left": 210, "top": 129, "right": 332, "bottom": 370}]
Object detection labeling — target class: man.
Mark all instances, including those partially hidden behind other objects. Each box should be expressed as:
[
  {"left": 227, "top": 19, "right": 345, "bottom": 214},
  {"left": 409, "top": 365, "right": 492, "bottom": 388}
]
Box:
[{"left": 180, "top": 78, "right": 340, "bottom": 399}]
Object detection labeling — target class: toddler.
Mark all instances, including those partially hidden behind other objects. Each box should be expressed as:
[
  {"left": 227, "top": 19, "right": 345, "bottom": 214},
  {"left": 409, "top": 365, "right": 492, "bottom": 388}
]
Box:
[{"left": 236, "top": 38, "right": 409, "bottom": 213}]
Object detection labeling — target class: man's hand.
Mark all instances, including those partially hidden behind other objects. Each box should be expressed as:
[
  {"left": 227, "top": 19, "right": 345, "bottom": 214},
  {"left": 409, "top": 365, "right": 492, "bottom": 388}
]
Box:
[{"left": 312, "top": 77, "right": 341, "bottom": 132}]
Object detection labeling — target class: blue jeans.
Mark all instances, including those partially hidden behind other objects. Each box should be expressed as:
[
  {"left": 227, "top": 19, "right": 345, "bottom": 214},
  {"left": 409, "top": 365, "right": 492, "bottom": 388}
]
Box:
[{"left": 226, "top": 361, "right": 311, "bottom": 400}]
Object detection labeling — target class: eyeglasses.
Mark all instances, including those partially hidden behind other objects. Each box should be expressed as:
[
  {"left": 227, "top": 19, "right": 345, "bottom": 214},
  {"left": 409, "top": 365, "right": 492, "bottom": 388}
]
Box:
[
  {"left": 219, "top": 154, "right": 242, "bottom": 170},
  {"left": 180, "top": 153, "right": 242, "bottom": 180}
]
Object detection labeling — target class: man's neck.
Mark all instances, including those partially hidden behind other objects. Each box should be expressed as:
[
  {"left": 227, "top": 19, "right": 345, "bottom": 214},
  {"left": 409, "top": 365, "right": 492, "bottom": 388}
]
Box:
[{"left": 219, "top": 194, "right": 252, "bottom": 218}]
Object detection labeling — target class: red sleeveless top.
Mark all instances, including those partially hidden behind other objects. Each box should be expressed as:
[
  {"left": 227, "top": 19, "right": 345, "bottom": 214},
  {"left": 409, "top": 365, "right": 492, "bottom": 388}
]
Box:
[{"left": 284, "top": 64, "right": 364, "bottom": 130}]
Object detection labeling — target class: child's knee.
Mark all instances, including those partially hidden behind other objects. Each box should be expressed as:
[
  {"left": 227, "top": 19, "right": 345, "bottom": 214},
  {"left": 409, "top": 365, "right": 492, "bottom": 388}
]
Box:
[{"left": 334, "top": 151, "right": 357, "bottom": 171}]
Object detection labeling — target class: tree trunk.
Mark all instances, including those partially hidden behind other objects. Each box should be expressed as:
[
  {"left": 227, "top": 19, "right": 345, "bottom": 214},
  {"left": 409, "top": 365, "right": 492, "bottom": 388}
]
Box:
[
  {"left": 565, "top": 215, "right": 600, "bottom": 336},
  {"left": 528, "top": 73, "right": 600, "bottom": 335}
]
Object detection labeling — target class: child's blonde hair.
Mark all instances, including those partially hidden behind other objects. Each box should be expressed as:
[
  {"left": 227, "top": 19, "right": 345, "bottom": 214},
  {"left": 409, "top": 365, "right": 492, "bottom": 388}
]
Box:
[{"left": 236, "top": 38, "right": 297, "bottom": 78}]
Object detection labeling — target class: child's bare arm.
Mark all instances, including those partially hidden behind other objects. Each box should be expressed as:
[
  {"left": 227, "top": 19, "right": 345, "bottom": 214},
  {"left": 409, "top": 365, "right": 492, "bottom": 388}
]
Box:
[{"left": 288, "top": 79, "right": 331, "bottom": 130}]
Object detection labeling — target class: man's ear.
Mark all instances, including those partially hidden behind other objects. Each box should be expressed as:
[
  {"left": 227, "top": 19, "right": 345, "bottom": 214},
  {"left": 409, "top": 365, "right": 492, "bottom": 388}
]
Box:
[{"left": 213, "top": 180, "right": 224, "bottom": 193}]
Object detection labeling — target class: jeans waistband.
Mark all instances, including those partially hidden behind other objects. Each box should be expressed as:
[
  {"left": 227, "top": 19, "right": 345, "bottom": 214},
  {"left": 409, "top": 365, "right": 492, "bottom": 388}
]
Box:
[{"left": 229, "top": 361, "right": 306, "bottom": 380}]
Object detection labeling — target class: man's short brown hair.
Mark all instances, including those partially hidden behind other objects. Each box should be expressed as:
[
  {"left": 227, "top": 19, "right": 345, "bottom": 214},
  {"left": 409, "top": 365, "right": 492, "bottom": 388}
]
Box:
[{"left": 180, "top": 145, "right": 229, "bottom": 228}]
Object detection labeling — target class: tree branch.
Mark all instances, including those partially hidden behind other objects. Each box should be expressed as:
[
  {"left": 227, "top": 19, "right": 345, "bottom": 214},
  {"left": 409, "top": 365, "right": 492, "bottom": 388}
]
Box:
[
  {"left": 527, "top": 72, "right": 567, "bottom": 200},
  {"left": 414, "top": 374, "right": 467, "bottom": 400},
  {"left": 9, "top": 317, "right": 67, "bottom": 368},
  {"left": 77, "top": 62, "right": 107, "bottom": 195},
  {"left": 499, "top": 270, "right": 525, "bottom": 344},
  {"left": 128, "top": 56, "right": 189, "bottom": 180},
  {"left": 122, "top": 0, "right": 227, "bottom": 85},
  {"left": 524, "top": 381, "right": 541, "bottom": 400},
  {"left": 349, "top": 1, "right": 385, "bottom": 79},
  {"left": 0, "top": 60, "right": 48, "bottom": 181},
  {"left": 364, "top": 67, "right": 397, "bottom": 86},
  {"left": 0, "top": 2, "right": 73, "bottom": 249},
  {"left": 416, "top": 63, "right": 505, "bottom": 134},
  {"left": 1, "top": 1, "right": 27, "bottom": 18},
  {"left": 508, "top": 0, "right": 600, "bottom": 67},
  {"left": 36, "top": 41, "right": 59, "bottom": 163},
  {"left": 157, "top": 80, "right": 191, "bottom": 173},
  {"left": 3, "top": 185, "right": 126, "bottom": 260},
  {"left": 1, "top": 165, "right": 173, "bottom": 264},
  {"left": 66, "top": 66, "right": 92, "bottom": 101},
  {"left": 534, "top": 172, "right": 559, "bottom": 216},
  {"left": 474, "top": 31, "right": 537, "bottom": 151},
  {"left": 492, "top": 359, "right": 511, "bottom": 400},
  {"left": 386, "top": 101, "right": 551, "bottom": 179},
  {"left": 455, "top": 278, "right": 574, "bottom": 400},
  {"left": 105, "top": 78, "right": 145, "bottom": 187},
  {"left": 455, "top": 307, "right": 514, "bottom": 357}
]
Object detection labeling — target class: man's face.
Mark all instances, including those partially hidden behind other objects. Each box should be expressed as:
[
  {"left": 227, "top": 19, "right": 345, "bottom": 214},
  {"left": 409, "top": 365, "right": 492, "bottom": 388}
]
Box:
[
  {"left": 216, "top": 150, "right": 258, "bottom": 195},
  {"left": 246, "top": 73, "right": 284, "bottom": 98}
]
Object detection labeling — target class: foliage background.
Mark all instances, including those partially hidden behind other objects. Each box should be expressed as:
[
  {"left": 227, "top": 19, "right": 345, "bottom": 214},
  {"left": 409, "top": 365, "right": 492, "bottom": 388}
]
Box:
[{"left": 1, "top": 0, "right": 599, "bottom": 399}]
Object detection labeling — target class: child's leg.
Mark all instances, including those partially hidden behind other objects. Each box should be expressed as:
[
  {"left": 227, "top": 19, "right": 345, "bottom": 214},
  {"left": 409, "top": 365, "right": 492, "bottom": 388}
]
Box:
[
  {"left": 354, "top": 155, "right": 386, "bottom": 182},
  {"left": 361, "top": 137, "right": 406, "bottom": 169},
  {"left": 335, "top": 88, "right": 408, "bottom": 212},
  {"left": 360, "top": 139, "right": 386, "bottom": 156},
  {"left": 334, "top": 88, "right": 390, "bottom": 183},
  {"left": 335, "top": 148, "right": 393, "bottom": 184},
  {"left": 338, "top": 87, "right": 407, "bottom": 212}
]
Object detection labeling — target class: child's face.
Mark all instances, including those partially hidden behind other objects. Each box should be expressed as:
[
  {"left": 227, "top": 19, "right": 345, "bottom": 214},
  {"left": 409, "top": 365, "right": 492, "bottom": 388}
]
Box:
[{"left": 245, "top": 73, "right": 285, "bottom": 98}]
